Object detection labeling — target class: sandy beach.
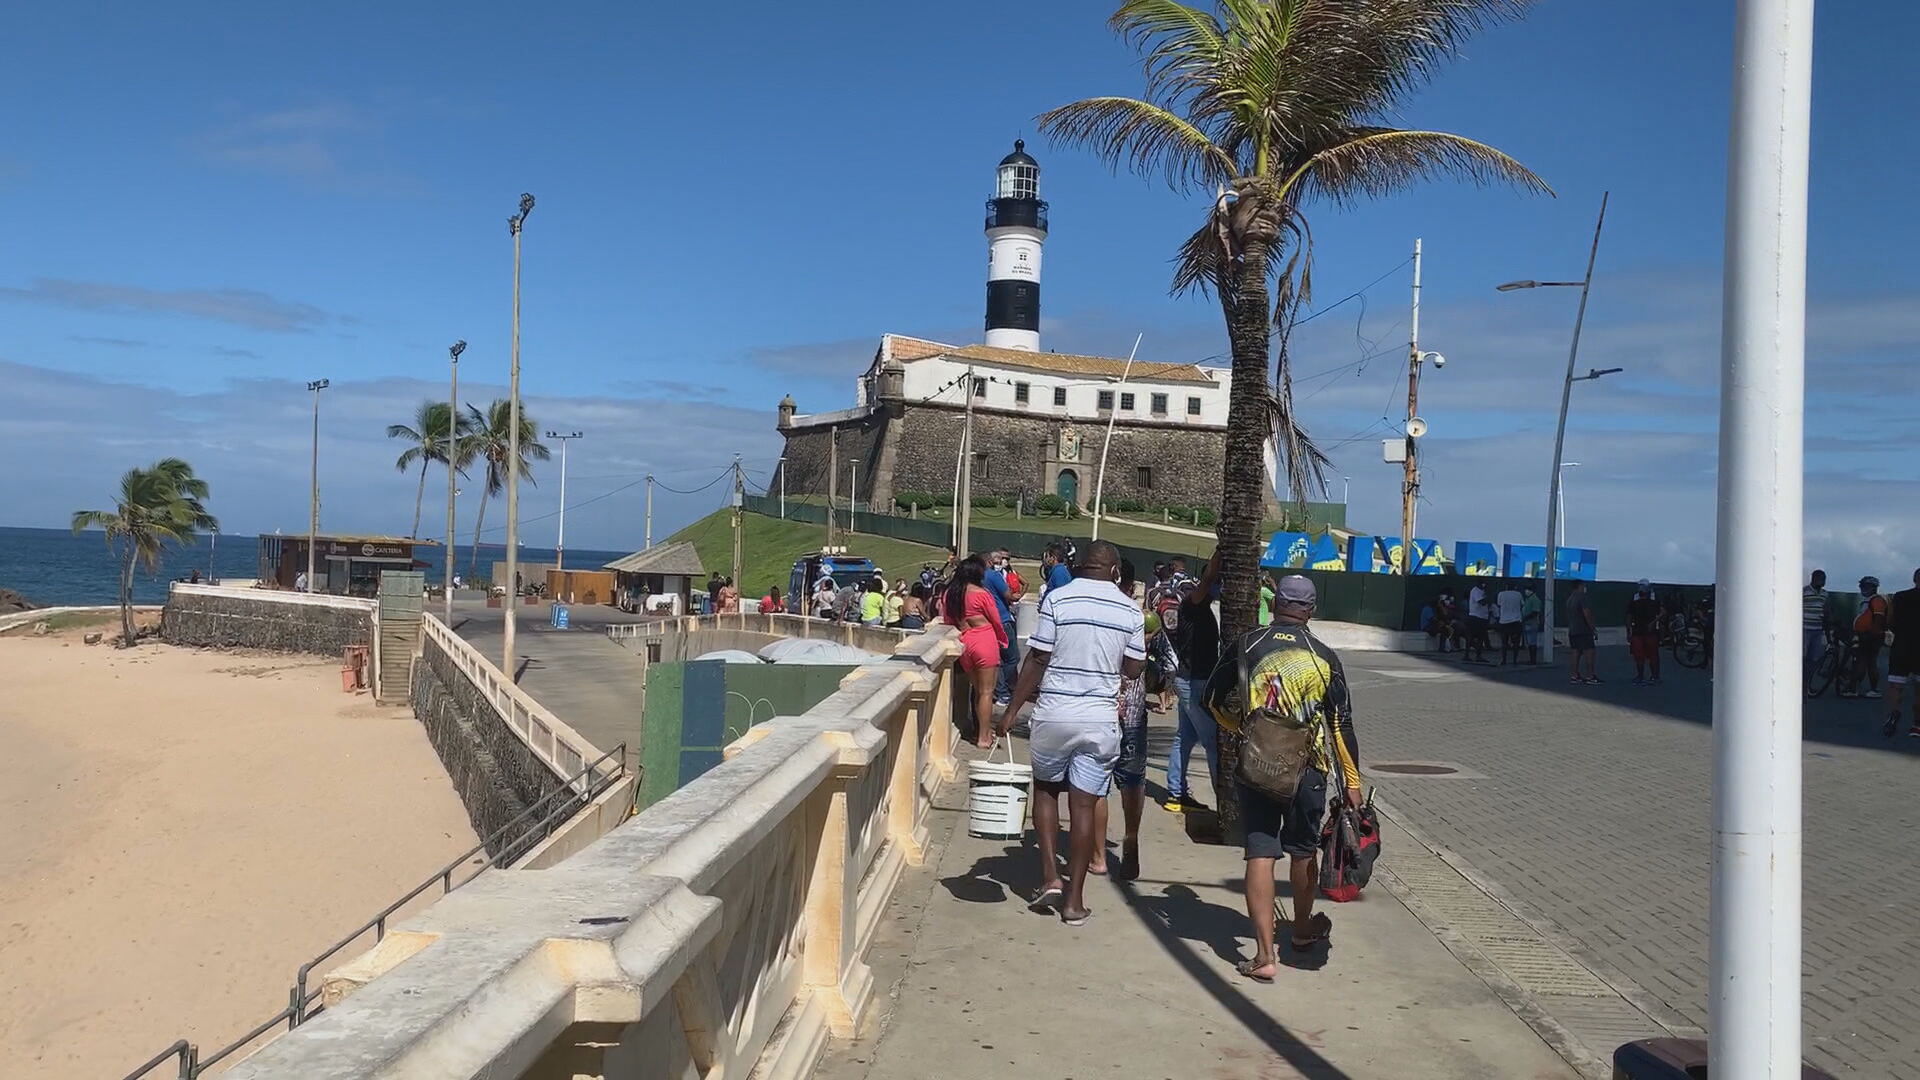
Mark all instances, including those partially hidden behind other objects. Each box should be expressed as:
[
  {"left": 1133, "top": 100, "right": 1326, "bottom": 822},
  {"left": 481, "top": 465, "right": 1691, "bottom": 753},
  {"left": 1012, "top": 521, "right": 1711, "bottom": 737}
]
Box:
[{"left": 0, "top": 631, "right": 480, "bottom": 1078}]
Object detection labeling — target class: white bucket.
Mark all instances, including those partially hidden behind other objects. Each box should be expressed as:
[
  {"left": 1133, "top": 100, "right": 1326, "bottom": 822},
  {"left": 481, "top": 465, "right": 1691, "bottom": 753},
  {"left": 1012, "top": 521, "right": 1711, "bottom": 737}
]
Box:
[{"left": 967, "top": 739, "right": 1032, "bottom": 840}]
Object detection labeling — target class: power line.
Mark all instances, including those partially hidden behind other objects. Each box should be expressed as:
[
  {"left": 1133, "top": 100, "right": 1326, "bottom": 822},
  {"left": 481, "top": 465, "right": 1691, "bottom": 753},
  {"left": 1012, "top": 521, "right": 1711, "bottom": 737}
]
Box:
[{"left": 1293, "top": 255, "right": 1414, "bottom": 327}]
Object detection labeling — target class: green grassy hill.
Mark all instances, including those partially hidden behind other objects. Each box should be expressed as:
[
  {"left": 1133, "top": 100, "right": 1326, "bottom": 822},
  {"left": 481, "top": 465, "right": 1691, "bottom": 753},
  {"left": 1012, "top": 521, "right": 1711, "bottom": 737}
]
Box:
[{"left": 663, "top": 509, "right": 953, "bottom": 597}]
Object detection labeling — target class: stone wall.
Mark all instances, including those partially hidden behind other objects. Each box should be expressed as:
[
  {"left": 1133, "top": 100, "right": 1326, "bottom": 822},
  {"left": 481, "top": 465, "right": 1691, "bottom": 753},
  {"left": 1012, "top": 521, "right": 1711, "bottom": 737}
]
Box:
[
  {"left": 778, "top": 413, "right": 887, "bottom": 504},
  {"left": 412, "top": 633, "right": 575, "bottom": 862},
  {"left": 894, "top": 402, "right": 1230, "bottom": 508},
  {"left": 161, "top": 584, "right": 372, "bottom": 656},
  {"left": 780, "top": 402, "right": 1236, "bottom": 513}
]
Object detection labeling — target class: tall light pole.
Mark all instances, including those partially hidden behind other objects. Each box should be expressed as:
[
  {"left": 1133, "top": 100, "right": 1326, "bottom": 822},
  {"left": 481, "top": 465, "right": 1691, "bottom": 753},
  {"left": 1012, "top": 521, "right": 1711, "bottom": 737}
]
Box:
[
  {"left": 731, "top": 454, "right": 744, "bottom": 587},
  {"left": 1342, "top": 476, "right": 1351, "bottom": 506},
  {"left": 545, "top": 430, "right": 583, "bottom": 570},
  {"left": 1090, "top": 333, "right": 1143, "bottom": 542},
  {"left": 1557, "top": 462, "right": 1581, "bottom": 547},
  {"left": 445, "top": 341, "right": 465, "bottom": 625},
  {"left": 503, "top": 192, "right": 534, "bottom": 678},
  {"left": 644, "top": 474, "right": 654, "bottom": 550},
  {"left": 1713, "top": 1, "right": 1811, "bottom": 1075},
  {"left": 1496, "top": 190, "right": 1611, "bottom": 662},
  {"left": 956, "top": 367, "right": 976, "bottom": 555},
  {"left": 305, "top": 378, "right": 329, "bottom": 592}
]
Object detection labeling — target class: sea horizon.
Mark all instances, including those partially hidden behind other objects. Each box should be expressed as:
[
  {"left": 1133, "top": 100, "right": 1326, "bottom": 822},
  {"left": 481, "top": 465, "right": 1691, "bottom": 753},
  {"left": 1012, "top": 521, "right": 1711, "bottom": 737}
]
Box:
[{"left": 0, "top": 526, "right": 636, "bottom": 608}]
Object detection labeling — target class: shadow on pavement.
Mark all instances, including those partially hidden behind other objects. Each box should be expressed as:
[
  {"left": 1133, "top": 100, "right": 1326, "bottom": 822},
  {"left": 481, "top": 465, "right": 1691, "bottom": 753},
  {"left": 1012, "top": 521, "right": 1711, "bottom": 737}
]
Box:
[{"left": 1111, "top": 874, "right": 1355, "bottom": 1079}]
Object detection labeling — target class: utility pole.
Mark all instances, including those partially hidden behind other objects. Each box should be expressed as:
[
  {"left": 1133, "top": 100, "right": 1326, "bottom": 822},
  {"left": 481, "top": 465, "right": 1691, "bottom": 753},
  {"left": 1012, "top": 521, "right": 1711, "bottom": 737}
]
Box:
[
  {"left": 305, "top": 378, "right": 329, "bottom": 592},
  {"left": 545, "top": 431, "right": 583, "bottom": 570},
  {"left": 503, "top": 192, "right": 534, "bottom": 679},
  {"left": 777, "top": 455, "right": 787, "bottom": 519},
  {"left": 827, "top": 428, "right": 839, "bottom": 547},
  {"left": 731, "top": 454, "right": 744, "bottom": 586},
  {"left": 445, "top": 342, "right": 464, "bottom": 625},
  {"left": 1399, "top": 239, "right": 1423, "bottom": 574},
  {"left": 1712, "top": 0, "right": 1811, "bottom": 1075},
  {"left": 957, "top": 366, "right": 976, "bottom": 556},
  {"left": 644, "top": 474, "right": 654, "bottom": 550}
]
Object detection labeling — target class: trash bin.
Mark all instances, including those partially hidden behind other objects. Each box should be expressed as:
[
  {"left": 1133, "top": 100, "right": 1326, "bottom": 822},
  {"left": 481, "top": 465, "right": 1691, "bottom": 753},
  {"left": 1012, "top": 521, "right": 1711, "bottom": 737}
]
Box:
[{"left": 1613, "top": 1038, "right": 1836, "bottom": 1079}]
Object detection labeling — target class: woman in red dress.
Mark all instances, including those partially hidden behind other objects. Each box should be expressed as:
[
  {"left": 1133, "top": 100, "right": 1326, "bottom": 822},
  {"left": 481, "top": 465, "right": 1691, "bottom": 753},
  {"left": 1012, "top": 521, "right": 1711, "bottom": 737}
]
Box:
[{"left": 944, "top": 554, "right": 1008, "bottom": 748}]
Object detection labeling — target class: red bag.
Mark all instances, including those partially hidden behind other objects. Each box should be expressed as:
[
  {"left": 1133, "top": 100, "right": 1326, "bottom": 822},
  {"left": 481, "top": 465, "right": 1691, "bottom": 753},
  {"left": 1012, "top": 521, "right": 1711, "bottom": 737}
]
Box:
[{"left": 1318, "top": 794, "right": 1381, "bottom": 902}]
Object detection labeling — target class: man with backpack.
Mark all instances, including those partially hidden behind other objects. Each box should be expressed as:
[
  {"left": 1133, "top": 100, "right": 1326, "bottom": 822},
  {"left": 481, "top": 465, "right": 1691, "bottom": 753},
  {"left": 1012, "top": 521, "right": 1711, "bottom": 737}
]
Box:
[
  {"left": 1207, "top": 575, "right": 1363, "bottom": 983},
  {"left": 1849, "top": 575, "right": 1887, "bottom": 699}
]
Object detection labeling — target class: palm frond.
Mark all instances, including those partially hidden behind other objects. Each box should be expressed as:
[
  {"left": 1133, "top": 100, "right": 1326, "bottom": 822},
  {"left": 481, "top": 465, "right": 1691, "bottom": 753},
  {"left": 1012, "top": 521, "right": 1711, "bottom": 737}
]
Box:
[
  {"left": 1037, "top": 96, "right": 1235, "bottom": 191},
  {"left": 1281, "top": 127, "right": 1551, "bottom": 206},
  {"left": 72, "top": 509, "right": 121, "bottom": 536},
  {"left": 1110, "top": 0, "right": 1227, "bottom": 102}
]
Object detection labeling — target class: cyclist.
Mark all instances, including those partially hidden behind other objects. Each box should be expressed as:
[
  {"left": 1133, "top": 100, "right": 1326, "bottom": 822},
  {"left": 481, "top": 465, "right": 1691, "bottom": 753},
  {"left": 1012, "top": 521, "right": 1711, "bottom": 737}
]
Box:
[{"left": 1849, "top": 576, "right": 1888, "bottom": 700}]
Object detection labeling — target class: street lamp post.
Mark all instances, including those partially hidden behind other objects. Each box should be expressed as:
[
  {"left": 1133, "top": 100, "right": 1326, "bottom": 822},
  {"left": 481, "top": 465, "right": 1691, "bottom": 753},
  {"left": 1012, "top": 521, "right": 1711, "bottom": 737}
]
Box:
[
  {"left": 1557, "top": 462, "right": 1581, "bottom": 547},
  {"left": 1090, "top": 333, "right": 1144, "bottom": 542},
  {"left": 545, "top": 431, "right": 583, "bottom": 571},
  {"left": 305, "top": 379, "right": 329, "bottom": 592},
  {"left": 504, "top": 193, "right": 534, "bottom": 679},
  {"left": 446, "top": 341, "right": 465, "bottom": 626},
  {"left": 1496, "top": 191, "right": 1611, "bottom": 663},
  {"left": 1713, "top": 1, "right": 1811, "bottom": 1074}
]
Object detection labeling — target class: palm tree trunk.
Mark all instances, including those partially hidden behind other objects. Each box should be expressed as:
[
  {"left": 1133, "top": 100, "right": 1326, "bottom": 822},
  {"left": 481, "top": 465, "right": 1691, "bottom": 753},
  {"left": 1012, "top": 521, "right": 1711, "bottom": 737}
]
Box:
[
  {"left": 411, "top": 460, "right": 429, "bottom": 539},
  {"left": 469, "top": 492, "right": 489, "bottom": 579},
  {"left": 1218, "top": 239, "right": 1273, "bottom": 642},
  {"left": 1214, "top": 232, "right": 1276, "bottom": 844},
  {"left": 119, "top": 544, "right": 137, "bottom": 646}
]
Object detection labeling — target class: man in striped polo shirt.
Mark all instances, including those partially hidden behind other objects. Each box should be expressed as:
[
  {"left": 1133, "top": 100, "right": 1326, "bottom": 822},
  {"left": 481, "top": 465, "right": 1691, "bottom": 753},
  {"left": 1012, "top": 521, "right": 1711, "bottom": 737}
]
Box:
[{"left": 1001, "top": 540, "right": 1146, "bottom": 926}]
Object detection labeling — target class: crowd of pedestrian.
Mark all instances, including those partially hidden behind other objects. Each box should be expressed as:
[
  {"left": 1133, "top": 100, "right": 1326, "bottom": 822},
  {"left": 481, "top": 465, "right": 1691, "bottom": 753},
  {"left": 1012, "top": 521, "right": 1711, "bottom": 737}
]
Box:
[{"left": 935, "top": 538, "right": 1366, "bottom": 981}]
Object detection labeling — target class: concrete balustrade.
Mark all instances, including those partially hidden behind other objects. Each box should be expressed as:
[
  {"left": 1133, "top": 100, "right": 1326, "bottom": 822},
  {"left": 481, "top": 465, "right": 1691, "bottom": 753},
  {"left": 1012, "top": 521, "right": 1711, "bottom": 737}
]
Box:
[{"left": 223, "top": 622, "right": 962, "bottom": 1080}]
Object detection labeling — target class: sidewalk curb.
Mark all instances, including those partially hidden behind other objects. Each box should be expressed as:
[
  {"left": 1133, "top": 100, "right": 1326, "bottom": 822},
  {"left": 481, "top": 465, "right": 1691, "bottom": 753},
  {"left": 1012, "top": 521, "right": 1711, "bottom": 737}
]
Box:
[{"left": 1372, "top": 794, "right": 1699, "bottom": 1079}]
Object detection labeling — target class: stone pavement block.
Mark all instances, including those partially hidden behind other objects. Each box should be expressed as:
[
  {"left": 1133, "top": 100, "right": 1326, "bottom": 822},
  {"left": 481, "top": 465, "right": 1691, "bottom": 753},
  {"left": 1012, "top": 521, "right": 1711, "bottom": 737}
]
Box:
[{"left": 1346, "top": 647, "right": 1920, "bottom": 1079}]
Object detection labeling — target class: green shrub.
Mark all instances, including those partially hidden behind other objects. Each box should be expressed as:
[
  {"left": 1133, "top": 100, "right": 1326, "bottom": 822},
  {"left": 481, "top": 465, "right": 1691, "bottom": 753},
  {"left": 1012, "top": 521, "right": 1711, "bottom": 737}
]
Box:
[
  {"left": 1110, "top": 497, "right": 1148, "bottom": 513},
  {"left": 894, "top": 491, "right": 934, "bottom": 510},
  {"left": 1035, "top": 493, "right": 1068, "bottom": 515},
  {"left": 970, "top": 494, "right": 1003, "bottom": 509}
]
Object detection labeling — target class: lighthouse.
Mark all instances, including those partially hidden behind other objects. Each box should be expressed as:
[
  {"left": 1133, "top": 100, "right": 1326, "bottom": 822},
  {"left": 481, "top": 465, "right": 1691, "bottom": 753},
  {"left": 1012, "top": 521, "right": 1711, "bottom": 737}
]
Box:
[{"left": 984, "top": 139, "right": 1047, "bottom": 351}]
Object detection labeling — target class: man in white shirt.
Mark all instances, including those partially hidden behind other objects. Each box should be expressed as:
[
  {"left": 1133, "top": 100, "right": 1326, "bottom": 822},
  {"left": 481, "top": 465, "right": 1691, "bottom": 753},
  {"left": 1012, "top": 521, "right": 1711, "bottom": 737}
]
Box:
[
  {"left": 1465, "top": 581, "right": 1492, "bottom": 662},
  {"left": 1495, "top": 583, "right": 1525, "bottom": 665},
  {"left": 1002, "top": 540, "right": 1146, "bottom": 927}
]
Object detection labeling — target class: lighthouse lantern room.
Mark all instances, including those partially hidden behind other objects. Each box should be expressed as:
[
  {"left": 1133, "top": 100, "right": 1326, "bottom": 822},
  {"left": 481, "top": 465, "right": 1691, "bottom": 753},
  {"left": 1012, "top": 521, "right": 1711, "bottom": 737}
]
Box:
[{"left": 983, "top": 139, "right": 1047, "bottom": 352}]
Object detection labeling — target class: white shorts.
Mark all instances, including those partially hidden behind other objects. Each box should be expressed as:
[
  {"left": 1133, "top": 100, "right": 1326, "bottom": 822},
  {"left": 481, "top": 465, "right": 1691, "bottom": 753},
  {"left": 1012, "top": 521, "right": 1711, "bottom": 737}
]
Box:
[{"left": 1028, "top": 720, "right": 1118, "bottom": 795}]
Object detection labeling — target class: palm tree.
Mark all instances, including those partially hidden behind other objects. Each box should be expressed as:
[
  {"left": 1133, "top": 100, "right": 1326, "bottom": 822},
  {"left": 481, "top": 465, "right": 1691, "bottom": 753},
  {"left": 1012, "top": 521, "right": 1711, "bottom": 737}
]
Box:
[
  {"left": 72, "top": 458, "right": 219, "bottom": 645},
  {"left": 463, "top": 398, "right": 551, "bottom": 579},
  {"left": 387, "top": 401, "right": 473, "bottom": 539},
  {"left": 1039, "top": 0, "right": 1547, "bottom": 640}
]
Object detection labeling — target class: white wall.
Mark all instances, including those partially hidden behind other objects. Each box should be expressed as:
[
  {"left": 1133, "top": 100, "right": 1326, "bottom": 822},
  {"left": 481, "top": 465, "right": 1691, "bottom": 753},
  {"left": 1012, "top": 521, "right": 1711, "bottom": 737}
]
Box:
[{"left": 897, "top": 355, "right": 1231, "bottom": 426}]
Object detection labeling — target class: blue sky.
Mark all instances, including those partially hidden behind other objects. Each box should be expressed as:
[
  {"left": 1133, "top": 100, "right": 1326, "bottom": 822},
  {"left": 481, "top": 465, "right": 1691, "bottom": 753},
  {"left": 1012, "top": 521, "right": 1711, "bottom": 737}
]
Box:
[{"left": 2, "top": 1, "right": 1915, "bottom": 584}]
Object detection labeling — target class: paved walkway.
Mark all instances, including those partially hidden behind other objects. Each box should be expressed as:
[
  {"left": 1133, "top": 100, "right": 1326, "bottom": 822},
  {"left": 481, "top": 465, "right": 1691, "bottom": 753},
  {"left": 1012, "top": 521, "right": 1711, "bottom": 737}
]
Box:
[
  {"left": 449, "top": 601, "right": 650, "bottom": 765},
  {"left": 818, "top": 711, "right": 1581, "bottom": 1080},
  {"left": 1348, "top": 645, "right": 1920, "bottom": 1080}
]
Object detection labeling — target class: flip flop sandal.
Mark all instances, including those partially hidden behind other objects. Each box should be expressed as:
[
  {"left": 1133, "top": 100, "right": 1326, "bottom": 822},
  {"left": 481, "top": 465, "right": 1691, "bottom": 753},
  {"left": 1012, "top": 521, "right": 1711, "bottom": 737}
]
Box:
[
  {"left": 1290, "top": 912, "right": 1334, "bottom": 950},
  {"left": 1029, "top": 885, "right": 1064, "bottom": 913},
  {"left": 1235, "top": 958, "right": 1276, "bottom": 984},
  {"left": 1062, "top": 909, "right": 1092, "bottom": 927}
]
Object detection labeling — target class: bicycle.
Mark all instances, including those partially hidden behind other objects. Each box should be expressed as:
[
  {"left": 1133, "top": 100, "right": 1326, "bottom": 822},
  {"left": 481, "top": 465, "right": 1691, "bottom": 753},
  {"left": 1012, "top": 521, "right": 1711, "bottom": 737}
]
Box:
[{"left": 1805, "top": 627, "right": 1858, "bottom": 699}]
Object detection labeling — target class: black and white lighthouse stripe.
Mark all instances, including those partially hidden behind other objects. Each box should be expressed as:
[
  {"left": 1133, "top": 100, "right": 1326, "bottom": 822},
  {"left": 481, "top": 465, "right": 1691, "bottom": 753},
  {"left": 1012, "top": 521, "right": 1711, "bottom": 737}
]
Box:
[{"left": 984, "top": 140, "right": 1047, "bottom": 352}]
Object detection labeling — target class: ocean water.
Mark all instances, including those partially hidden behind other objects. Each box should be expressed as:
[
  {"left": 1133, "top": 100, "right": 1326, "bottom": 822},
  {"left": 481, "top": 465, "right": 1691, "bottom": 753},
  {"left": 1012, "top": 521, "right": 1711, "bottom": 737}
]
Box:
[{"left": 0, "top": 526, "right": 633, "bottom": 607}]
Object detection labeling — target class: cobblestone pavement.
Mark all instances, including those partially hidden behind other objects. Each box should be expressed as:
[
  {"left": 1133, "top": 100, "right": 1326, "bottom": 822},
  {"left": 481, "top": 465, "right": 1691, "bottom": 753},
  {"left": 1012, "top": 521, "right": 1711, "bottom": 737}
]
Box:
[{"left": 1345, "top": 645, "right": 1920, "bottom": 1079}]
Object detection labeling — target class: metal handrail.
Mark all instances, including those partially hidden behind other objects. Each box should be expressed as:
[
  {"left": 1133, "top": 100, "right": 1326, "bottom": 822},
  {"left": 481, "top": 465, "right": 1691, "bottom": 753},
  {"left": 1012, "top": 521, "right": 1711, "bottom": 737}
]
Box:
[{"left": 120, "top": 743, "right": 629, "bottom": 1080}]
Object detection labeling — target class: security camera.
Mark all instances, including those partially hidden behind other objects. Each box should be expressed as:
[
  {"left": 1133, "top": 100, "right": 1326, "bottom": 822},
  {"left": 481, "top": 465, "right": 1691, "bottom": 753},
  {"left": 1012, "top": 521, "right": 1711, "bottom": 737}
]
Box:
[{"left": 1423, "top": 351, "right": 1447, "bottom": 369}]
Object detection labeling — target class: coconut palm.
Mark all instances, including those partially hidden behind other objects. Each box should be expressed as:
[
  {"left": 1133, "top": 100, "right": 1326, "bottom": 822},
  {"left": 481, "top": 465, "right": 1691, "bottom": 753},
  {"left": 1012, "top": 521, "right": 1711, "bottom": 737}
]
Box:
[
  {"left": 463, "top": 398, "right": 551, "bottom": 578},
  {"left": 72, "top": 458, "right": 219, "bottom": 645},
  {"left": 387, "top": 401, "right": 474, "bottom": 539},
  {"left": 1039, "top": 0, "right": 1547, "bottom": 640}
]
